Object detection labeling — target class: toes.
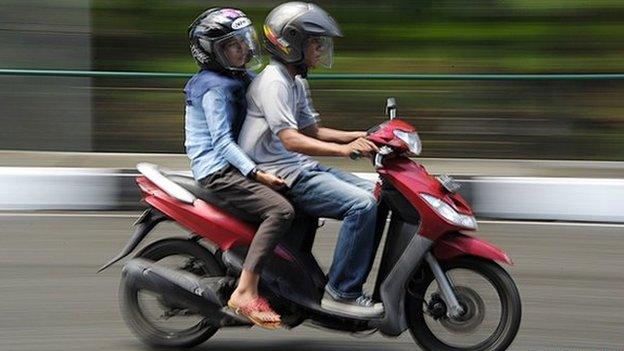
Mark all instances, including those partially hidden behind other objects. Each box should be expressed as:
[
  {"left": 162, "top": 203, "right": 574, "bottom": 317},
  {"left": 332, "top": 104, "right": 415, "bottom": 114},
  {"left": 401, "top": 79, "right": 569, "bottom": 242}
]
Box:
[{"left": 255, "top": 312, "right": 281, "bottom": 323}]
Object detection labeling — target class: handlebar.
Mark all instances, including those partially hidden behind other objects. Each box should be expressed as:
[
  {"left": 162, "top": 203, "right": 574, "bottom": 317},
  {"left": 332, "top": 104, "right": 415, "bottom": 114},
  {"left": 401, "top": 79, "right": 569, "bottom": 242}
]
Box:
[{"left": 349, "top": 145, "right": 395, "bottom": 170}]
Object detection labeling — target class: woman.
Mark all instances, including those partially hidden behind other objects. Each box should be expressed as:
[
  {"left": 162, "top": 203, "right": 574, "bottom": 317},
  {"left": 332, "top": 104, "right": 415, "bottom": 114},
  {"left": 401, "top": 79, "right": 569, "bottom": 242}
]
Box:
[{"left": 184, "top": 7, "right": 292, "bottom": 329}]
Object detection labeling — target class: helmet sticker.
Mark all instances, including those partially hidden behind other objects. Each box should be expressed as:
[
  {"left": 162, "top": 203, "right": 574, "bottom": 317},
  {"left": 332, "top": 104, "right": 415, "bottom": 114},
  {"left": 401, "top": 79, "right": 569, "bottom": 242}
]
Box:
[
  {"left": 220, "top": 8, "right": 243, "bottom": 19},
  {"left": 264, "top": 24, "right": 291, "bottom": 54},
  {"left": 212, "top": 14, "right": 229, "bottom": 24},
  {"left": 231, "top": 17, "right": 251, "bottom": 30},
  {"left": 277, "top": 37, "right": 290, "bottom": 49},
  {"left": 263, "top": 25, "right": 278, "bottom": 44}
]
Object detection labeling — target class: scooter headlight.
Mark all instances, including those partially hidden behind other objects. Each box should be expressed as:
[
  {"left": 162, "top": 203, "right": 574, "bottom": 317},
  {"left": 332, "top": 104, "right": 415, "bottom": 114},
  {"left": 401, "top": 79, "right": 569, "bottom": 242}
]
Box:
[
  {"left": 393, "top": 130, "right": 422, "bottom": 155},
  {"left": 419, "top": 193, "right": 478, "bottom": 230}
]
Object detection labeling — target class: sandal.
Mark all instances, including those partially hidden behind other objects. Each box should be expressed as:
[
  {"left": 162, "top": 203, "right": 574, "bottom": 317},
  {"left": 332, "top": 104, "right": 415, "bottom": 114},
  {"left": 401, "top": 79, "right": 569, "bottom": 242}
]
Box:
[{"left": 227, "top": 296, "right": 282, "bottom": 330}]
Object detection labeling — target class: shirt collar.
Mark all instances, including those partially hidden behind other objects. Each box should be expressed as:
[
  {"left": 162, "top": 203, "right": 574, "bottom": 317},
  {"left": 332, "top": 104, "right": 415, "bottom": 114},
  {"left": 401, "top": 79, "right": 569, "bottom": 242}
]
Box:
[{"left": 270, "top": 58, "right": 296, "bottom": 87}]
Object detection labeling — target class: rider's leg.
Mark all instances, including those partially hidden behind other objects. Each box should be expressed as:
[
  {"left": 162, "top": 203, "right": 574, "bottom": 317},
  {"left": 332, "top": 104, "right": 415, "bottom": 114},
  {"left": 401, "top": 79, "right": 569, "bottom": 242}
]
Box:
[
  {"left": 286, "top": 167, "right": 381, "bottom": 315},
  {"left": 230, "top": 269, "right": 260, "bottom": 302},
  {"left": 318, "top": 164, "right": 375, "bottom": 193},
  {"left": 318, "top": 165, "right": 382, "bottom": 282},
  {"left": 200, "top": 166, "right": 295, "bottom": 325},
  {"left": 229, "top": 196, "right": 294, "bottom": 310}
]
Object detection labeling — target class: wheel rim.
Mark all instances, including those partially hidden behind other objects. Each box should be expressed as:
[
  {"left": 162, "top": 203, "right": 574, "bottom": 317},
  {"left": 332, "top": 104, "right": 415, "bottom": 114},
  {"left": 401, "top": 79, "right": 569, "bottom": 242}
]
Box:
[
  {"left": 439, "top": 286, "right": 486, "bottom": 334},
  {"left": 421, "top": 268, "right": 506, "bottom": 349},
  {"left": 133, "top": 254, "right": 214, "bottom": 336}
]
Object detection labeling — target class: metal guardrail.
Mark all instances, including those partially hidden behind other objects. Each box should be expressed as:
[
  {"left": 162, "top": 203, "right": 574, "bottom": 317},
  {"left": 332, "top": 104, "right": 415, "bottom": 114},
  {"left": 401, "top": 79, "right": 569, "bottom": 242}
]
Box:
[{"left": 2, "top": 69, "right": 624, "bottom": 80}]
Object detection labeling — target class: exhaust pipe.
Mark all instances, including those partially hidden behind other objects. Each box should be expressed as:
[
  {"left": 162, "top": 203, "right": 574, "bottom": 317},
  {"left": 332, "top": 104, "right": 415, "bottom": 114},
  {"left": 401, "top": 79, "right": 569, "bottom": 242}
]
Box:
[{"left": 122, "top": 258, "right": 250, "bottom": 326}]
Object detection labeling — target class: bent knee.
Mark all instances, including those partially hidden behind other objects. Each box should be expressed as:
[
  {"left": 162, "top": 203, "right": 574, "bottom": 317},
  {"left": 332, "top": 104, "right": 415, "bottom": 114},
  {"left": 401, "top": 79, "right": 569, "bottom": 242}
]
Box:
[
  {"left": 350, "top": 194, "right": 377, "bottom": 213},
  {"left": 267, "top": 201, "right": 295, "bottom": 223}
]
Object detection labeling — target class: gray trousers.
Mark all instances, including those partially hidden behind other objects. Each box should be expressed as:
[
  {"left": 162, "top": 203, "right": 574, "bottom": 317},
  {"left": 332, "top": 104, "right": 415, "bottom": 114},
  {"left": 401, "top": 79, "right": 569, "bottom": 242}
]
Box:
[{"left": 200, "top": 165, "right": 295, "bottom": 273}]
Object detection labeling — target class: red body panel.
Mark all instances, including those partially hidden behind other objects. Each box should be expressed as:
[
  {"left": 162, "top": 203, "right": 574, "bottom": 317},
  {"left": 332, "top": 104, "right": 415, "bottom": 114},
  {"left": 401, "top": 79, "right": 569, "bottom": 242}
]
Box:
[
  {"left": 137, "top": 176, "right": 255, "bottom": 250},
  {"left": 368, "top": 119, "right": 416, "bottom": 151},
  {"left": 378, "top": 157, "right": 474, "bottom": 241},
  {"left": 134, "top": 117, "right": 511, "bottom": 266},
  {"left": 434, "top": 233, "right": 513, "bottom": 265}
]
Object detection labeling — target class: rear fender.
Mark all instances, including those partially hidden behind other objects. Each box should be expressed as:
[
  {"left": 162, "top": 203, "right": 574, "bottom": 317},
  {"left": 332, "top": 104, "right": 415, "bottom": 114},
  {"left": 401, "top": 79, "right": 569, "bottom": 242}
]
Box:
[
  {"left": 97, "top": 208, "right": 167, "bottom": 272},
  {"left": 433, "top": 232, "right": 513, "bottom": 266}
]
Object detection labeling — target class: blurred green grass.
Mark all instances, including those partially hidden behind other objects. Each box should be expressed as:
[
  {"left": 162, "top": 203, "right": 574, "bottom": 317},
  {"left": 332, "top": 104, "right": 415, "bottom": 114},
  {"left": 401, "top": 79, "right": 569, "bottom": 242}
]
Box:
[
  {"left": 92, "top": 0, "right": 624, "bottom": 73},
  {"left": 89, "top": 0, "right": 624, "bottom": 160}
]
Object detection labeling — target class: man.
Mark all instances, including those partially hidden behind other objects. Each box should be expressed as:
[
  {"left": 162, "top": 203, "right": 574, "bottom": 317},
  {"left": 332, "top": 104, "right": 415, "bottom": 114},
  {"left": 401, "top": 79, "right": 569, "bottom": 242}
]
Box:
[{"left": 238, "top": 2, "right": 383, "bottom": 317}]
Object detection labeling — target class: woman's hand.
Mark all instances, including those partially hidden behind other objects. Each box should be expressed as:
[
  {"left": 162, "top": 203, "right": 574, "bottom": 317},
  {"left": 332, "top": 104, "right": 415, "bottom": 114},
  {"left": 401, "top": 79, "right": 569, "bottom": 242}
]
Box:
[{"left": 255, "top": 171, "right": 287, "bottom": 190}]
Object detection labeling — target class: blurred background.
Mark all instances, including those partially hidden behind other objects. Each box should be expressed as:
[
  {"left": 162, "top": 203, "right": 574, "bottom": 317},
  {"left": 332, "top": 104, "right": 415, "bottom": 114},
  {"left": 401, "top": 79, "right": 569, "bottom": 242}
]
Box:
[
  {"left": 1, "top": 0, "right": 623, "bottom": 159},
  {"left": 1, "top": 2, "right": 624, "bottom": 351}
]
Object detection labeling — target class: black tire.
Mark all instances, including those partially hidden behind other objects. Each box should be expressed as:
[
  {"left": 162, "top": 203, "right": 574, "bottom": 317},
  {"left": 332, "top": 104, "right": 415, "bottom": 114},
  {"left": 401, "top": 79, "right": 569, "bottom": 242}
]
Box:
[
  {"left": 406, "top": 257, "right": 522, "bottom": 351},
  {"left": 119, "top": 238, "right": 224, "bottom": 348}
]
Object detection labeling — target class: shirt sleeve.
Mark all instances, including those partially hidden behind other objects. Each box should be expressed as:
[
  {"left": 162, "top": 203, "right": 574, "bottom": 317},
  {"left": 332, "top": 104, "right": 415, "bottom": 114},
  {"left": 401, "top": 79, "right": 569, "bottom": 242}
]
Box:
[
  {"left": 260, "top": 81, "right": 300, "bottom": 134},
  {"left": 296, "top": 77, "right": 320, "bottom": 129},
  {"left": 202, "top": 88, "right": 256, "bottom": 176}
]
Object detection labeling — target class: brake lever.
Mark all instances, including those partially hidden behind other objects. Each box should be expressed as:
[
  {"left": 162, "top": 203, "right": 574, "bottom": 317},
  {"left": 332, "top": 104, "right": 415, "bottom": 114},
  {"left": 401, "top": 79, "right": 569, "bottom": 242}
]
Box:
[
  {"left": 374, "top": 146, "right": 394, "bottom": 169},
  {"left": 350, "top": 145, "right": 392, "bottom": 167}
]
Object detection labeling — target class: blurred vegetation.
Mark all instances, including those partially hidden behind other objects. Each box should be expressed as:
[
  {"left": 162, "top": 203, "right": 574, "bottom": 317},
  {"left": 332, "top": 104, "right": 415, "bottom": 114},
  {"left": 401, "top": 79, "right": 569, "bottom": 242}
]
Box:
[{"left": 90, "top": 0, "right": 624, "bottom": 160}]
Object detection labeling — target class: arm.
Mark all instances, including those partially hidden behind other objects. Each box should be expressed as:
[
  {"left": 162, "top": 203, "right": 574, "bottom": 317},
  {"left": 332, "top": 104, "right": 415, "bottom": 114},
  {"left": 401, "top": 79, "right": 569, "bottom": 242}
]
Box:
[
  {"left": 261, "top": 81, "right": 344, "bottom": 156},
  {"left": 204, "top": 89, "right": 285, "bottom": 188},
  {"left": 263, "top": 81, "right": 376, "bottom": 157},
  {"left": 279, "top": 128, "right": 377, "bottom": 158},
  {"left": 278, "top": 128, "right": 348, "bottom": 157},
  {"left": 202, "top": 89, "right": 256, "bottom": 176},
  {"left": 301, "top": 124, "right": 366, "bottom": 144}
]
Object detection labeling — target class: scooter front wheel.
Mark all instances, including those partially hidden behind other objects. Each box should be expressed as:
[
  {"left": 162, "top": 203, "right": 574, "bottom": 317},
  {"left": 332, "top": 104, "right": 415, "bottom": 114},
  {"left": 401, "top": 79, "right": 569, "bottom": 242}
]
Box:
[
  {"left": 406, "top": 257, "right": 521, "bottom": 351},
  {"left": 119, "top": 238, "right": 223, "bottom": 348}
]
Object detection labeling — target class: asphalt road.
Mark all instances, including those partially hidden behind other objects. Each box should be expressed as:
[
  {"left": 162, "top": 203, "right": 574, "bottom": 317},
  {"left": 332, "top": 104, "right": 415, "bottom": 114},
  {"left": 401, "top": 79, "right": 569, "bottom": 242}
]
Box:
[{"left": 1, "top": 213, "right": 623, "bottom": 351}]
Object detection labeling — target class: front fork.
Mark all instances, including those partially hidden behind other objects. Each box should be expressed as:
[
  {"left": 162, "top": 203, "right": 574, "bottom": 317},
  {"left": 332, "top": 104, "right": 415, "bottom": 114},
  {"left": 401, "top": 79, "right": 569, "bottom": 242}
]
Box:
[{"left": 424, "top": 252, "right": 465, "bottom": 319}]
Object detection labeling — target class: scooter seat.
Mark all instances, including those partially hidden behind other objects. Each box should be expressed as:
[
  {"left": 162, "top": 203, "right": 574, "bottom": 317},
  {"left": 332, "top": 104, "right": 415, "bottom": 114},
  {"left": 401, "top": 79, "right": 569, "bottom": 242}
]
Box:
[{"left": 165, "top": 174, "right": 258, "bottom": 223}]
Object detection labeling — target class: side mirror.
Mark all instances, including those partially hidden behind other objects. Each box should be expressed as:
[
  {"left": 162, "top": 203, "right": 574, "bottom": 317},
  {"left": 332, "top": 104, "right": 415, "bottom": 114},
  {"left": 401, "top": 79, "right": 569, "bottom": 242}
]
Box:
[{"left": 386, "top": 97, "right": 396, "bottom": 120}]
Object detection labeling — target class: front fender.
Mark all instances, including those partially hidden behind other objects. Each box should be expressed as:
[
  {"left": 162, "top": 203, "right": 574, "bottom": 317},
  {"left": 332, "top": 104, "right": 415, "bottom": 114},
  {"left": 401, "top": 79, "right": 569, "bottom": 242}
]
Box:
[{"left": 433, "top": 232, "right": 513, "bottom": 266}]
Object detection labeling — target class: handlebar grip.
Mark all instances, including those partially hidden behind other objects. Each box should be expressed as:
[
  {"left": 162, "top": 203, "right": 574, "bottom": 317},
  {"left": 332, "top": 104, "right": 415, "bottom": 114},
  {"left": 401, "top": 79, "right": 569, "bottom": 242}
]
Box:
[{"left": 349, "top": 151, "right": 362, "bottom": 160}]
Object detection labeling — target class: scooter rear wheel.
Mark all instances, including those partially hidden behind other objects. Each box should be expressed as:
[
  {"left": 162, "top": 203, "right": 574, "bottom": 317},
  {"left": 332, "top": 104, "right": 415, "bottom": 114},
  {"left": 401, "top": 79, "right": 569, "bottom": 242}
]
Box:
[
  {"left": 406, "top": 257, "right": 521, "bottom": 351},
  {"left": 119, "top": 238, "right": 223, "bottom": 348}
]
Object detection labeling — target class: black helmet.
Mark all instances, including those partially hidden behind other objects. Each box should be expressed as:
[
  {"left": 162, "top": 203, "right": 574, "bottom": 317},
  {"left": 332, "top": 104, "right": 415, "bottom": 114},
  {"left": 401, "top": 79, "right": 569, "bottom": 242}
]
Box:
[
  {"left": 188, "top": 8, "right": 262, "bottom": 73},
  {"left": 263, "top": 2, "right": 342, "bottom": 68}
]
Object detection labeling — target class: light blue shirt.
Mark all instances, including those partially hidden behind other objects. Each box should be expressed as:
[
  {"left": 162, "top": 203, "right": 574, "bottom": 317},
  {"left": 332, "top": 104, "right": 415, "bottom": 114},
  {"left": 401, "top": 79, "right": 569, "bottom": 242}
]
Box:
[{"left": 184, "top": 70, "right": 256, "bottom": 181}]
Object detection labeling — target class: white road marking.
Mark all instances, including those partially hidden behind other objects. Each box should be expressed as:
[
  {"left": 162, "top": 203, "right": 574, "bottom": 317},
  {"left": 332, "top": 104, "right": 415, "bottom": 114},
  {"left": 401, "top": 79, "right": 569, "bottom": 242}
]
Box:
[{"left": 0, "top": 212, "right": 622, "bottom": 228}]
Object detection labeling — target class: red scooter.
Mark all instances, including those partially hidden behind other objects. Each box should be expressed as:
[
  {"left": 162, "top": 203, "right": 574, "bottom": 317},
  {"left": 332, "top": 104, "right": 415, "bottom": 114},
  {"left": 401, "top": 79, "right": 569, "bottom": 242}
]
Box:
[{"left": 100, "top": 98, "right": 521, "bottom": 351}]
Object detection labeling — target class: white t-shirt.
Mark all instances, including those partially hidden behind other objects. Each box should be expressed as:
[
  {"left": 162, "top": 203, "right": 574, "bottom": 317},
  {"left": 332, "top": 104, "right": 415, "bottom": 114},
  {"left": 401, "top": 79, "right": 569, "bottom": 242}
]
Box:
[{"left": 238, "top": 59, "right": 320, "bottom": 186}]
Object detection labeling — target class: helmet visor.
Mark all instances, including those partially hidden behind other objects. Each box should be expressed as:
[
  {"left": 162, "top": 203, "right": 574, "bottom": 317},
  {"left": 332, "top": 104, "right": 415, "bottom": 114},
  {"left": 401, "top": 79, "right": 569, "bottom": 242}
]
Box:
[
  {"left": 214, "top": 26, "right": 262, "bottom": 71},
  {"left": 306, "top": 36, "right": 334, "bottom": 68}
]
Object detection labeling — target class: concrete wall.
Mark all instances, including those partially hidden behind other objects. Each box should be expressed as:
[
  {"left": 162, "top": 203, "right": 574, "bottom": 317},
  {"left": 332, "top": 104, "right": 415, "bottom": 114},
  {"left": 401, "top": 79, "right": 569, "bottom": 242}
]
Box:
[{"left": 1, "top": 167, "right": 623, "bottom": 223}]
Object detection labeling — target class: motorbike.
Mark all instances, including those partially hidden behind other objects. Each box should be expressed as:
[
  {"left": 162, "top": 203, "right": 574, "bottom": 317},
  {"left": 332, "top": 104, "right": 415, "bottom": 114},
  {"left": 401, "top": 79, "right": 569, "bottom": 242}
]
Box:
[{"left": 99, "top": 98, "right": 521, "bottom": 351}]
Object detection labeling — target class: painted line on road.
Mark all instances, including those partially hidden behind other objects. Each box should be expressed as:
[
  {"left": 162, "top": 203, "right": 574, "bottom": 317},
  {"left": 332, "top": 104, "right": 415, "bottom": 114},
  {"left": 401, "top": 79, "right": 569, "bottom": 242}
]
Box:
[
  {"left": 0, "top": 212, "right": 142, "bottom": 218},
  {"left": 1, "top": 212, "right": 623, "bottom": 228},
  {"left": 477, "top": 220, "right": 624, "bottom": 228}
]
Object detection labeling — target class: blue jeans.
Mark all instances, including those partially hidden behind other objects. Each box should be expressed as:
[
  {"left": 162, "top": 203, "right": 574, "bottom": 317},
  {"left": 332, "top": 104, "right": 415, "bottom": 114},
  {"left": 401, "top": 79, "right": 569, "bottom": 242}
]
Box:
[{"left": 287, "top": 164, "right": 378, "bottom": 299}]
